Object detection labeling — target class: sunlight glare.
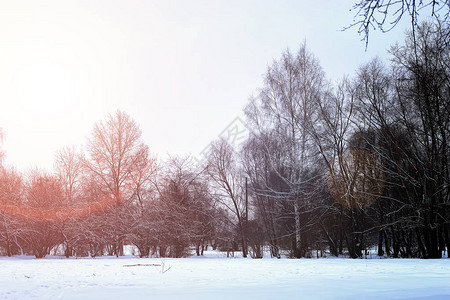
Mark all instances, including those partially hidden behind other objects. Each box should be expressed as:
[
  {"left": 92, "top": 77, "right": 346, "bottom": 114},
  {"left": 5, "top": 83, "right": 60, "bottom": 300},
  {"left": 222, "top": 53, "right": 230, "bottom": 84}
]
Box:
[{"left": 15, "top": 60, "right": 77, "bottom": 118}]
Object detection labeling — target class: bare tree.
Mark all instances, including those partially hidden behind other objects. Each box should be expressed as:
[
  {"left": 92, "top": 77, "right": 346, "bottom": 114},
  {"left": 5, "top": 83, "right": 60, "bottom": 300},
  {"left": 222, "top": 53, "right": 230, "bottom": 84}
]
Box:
[
  {"left": 244, "top": 43, "right": 326, "bottom": 257},
  {"left": 389, "top": 22, "right": 450, "bottom": 257},
  {"left": 126, "top": 149, "right": 158, "bottom": 257},
  {"left": 207, "top": 139, "right": 248, "bottom": 257},
  {"left": 0, "top": 167, "right": 25, "bottom": 256},
  {"left": 348, "top": 0, "right": 450, "bottom": 47},
  {"left": 83, "top": 110, "right": 150, "bottom": 256},
  {"left": 241, "top": 134, "right": 282, "bottom": 258},
  {"left": 53, "top": 147, "right": 86, "bottom": 257},
  {"left": 350, "top": 22, "right": 450, "bottom": 258},
  {"left": 352, "top": 58, "right": 411, "bottom": 257},
  {"left": 21, "top": 171, "right": 64, "bottom": 258},
  {"left": 155, "top": 157, "right": 215, "bottom": 257},
  {"left": 84, "top": 110, "right": 149, "bottom": 206}
]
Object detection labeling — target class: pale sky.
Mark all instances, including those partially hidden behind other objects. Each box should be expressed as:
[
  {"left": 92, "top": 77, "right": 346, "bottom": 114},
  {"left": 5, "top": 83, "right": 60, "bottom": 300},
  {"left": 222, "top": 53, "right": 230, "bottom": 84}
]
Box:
[{"left": 0, "top": 0, "right": 410, "bottom": 172}]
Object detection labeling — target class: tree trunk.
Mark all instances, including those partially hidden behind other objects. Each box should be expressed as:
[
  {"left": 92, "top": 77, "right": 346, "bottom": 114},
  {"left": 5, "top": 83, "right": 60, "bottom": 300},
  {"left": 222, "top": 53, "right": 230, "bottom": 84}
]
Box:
[
  {"left": 345, "top": 233, "right": 358, "bottom": 259},
  {"left": 65, "top": 245, "right": 72, "bottom": 258},
  {"left": 6, "top": 238, "right": 12, "bottom": 257},
  {"left": 444, "top": 224, "right": 450, "bottom": 257},
  {"left": 241, "top": 237, "right": 248, "bottom": 258},
  {"left": 383, "top": 229, "right": 391, "bottom": 256},
  {"left": 377, "top": 230, "right": 384, "bottom": 257},
  {"left": 320, "top": 220, "right": 338, "bottom": 257},
  {"left": 159, "top": 245, "right": 167, "bottom": 258},
  {"left": 416, "top": 228, "right": 427, "bottom": 258},
  {"left": 196, "top": 243, "right": 201, "bottom": 256},
  {"left": 438, "top": 225, "right": 445, "bottom": 257},
  {"left": 293, "top": 200, "right": 302, "bottom": 258}
]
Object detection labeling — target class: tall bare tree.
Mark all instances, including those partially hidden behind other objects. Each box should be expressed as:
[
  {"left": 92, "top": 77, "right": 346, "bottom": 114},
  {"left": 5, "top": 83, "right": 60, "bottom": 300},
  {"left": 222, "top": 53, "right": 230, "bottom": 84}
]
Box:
[
  {"left": 244, "top": 43, "right": 326, "bottom": 257},
  {"left": 207, "top": 139, "right": 248, "bottom": 257},
  {"left": 242, "top": 133, "right": 283, "bottom": 258},
  {"left": 83, "top": 110, "right": 150, "bottom": 256},
  {"left": 84, "top": 110, "right": 149, "bottom": 206},
  {"left": 389, "top": 22, "right": 450, "bottom": 257},
  {"left": 350, "top": 22, "right": 450, "bottom": 258},
  {"left": 53, "top": 147, "right": 86, "bottom": 257}
]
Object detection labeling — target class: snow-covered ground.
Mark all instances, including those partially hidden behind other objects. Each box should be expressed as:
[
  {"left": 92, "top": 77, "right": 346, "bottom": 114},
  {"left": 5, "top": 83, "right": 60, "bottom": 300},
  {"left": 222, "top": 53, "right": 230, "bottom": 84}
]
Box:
[{"left": 0, "top": 251, "right": 449, "bottom": 300}]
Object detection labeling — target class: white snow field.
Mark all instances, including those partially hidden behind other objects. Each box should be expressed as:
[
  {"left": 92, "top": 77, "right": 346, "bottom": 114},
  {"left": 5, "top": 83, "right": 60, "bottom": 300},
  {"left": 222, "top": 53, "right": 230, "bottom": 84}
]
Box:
[{"left": 0, "top": 252, "right": 449, "bottom": 300}]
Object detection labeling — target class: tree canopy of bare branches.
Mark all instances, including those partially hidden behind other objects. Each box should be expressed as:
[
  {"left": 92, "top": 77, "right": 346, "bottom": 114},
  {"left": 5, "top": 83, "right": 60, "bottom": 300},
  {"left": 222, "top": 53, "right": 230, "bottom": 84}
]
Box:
[{"left": 349, "top": 0, "right": 450, "bottom": 47}]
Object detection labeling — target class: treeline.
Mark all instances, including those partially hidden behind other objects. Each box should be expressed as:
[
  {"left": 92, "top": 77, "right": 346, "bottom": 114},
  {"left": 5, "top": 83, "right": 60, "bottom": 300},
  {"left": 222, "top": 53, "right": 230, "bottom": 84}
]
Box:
[
  {"left": 0, "top": 22, "right": 449, "bottom": 259},
  {"left": 0, "top": 111, "right": 219, "bottom": 258},
  {"left": 236, "top": 22, "right": 450, "bottom": 259}
]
